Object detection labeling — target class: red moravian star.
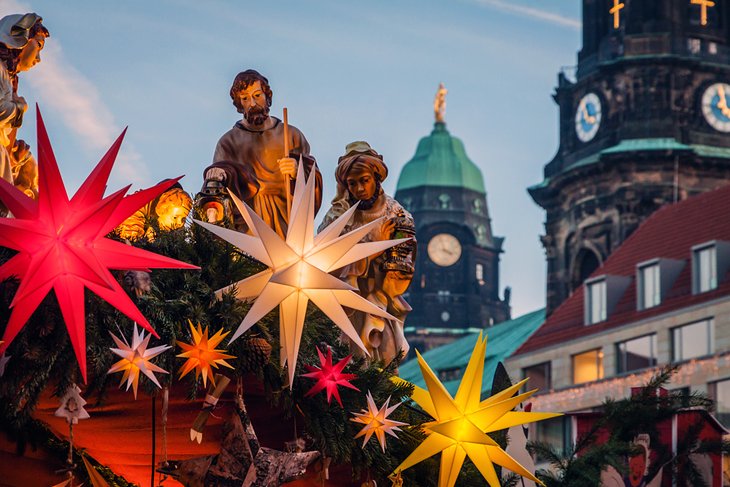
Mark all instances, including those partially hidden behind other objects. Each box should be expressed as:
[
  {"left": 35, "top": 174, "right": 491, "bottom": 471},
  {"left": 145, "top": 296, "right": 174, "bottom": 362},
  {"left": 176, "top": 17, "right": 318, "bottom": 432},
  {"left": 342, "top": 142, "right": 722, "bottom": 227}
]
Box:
[
  {"left": 302, "top": 346, "right": 359, "bottom": 407},
  {"left": 0, "top": 108, "right": 198, "bottom": 381}
]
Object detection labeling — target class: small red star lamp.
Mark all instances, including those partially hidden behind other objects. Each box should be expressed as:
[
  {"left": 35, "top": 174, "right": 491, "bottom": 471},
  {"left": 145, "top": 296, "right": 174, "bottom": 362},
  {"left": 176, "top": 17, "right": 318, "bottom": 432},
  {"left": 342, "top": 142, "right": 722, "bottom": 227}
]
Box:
[{"left": 302, "top": 346, "right": 359, "bottom": 407}]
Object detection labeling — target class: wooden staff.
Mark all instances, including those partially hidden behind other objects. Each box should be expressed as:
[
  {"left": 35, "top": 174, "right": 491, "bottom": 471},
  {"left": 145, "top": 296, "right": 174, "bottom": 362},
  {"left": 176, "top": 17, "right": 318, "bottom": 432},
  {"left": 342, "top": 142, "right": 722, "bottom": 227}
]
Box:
[{"left": 283, "top": 107, "right": 292, "bottom": 218}]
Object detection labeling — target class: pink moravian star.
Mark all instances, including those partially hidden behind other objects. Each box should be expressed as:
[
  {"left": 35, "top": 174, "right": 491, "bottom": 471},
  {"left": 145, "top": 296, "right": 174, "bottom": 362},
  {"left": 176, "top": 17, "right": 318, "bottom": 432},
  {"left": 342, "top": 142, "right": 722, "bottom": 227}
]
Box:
[{"left": 0, "top": 107, "right": 198, "bottom": 381}]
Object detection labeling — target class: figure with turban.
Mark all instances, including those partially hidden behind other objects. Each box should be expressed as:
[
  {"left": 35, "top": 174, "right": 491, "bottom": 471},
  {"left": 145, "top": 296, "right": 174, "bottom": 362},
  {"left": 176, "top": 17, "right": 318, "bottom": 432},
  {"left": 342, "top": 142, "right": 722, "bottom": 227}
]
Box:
[
  {"left": 318, "top": 141, "right": 416, "bottom": 365},
  {"left": 0, "top": 13, "right": 49, "bottom": 208}
]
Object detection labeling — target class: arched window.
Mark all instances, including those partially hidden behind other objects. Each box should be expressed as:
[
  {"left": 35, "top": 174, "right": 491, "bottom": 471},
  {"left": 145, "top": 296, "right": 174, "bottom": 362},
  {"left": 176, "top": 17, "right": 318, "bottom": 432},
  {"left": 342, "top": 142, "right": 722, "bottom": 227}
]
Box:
[{"left": 571, "top": 248, "right": 601, "bottom": 292}]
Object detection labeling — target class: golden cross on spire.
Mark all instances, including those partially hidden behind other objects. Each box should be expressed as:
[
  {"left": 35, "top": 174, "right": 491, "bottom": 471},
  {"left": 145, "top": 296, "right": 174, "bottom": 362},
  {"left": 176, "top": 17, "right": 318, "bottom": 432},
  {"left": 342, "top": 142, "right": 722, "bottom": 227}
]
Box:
[
  {"left": 609, "top": 0, "right": 625, "bottom": 30},
  {"left": 691, "top": 0, "right": 716, "bottom": 26}
]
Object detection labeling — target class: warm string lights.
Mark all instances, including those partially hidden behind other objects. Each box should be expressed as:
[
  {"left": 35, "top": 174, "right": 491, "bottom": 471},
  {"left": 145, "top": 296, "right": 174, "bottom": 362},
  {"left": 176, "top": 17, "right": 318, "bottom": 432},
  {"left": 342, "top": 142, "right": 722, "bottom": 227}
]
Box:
[{"left": 531, "top": 352, "right": 730, "bottom": 413}]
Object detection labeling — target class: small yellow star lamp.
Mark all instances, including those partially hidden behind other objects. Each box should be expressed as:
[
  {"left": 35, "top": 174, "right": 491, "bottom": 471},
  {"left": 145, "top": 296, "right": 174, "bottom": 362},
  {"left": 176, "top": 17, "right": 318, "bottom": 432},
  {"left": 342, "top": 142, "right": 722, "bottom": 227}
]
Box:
[
  {"left": 394, "top": 333, "right": 561, "bottom": 487},
  {"left": 176, "top": 321, "right": 235, "bottom": 387}
]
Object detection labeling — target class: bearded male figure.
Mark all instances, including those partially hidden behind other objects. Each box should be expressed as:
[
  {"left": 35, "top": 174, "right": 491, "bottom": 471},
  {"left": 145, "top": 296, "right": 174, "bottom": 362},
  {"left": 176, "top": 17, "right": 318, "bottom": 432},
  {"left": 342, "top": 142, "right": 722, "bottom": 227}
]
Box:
[
  {"left": 318, "top": 141, "right": 416, "bottom": 364},
  {"left": 200, "top": 69, "right": 322, "bottom": 236}
]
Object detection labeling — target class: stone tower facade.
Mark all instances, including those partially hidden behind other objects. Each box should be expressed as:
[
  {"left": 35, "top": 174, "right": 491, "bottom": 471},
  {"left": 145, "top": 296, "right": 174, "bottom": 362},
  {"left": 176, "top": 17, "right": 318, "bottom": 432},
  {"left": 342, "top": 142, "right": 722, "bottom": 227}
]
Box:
[
  {"left": 531, "top": 0, "right": 730, "bottom": 315},
  {"left": 396, "top": 119, "right": 510, "bottom": 352}
]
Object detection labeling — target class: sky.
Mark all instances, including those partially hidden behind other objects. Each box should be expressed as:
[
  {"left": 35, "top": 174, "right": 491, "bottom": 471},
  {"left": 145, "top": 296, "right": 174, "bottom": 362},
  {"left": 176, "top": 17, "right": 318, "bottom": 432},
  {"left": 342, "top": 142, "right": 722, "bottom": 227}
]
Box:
[{"left": 1, "top": 0, "right": 582, "bottom": 318}]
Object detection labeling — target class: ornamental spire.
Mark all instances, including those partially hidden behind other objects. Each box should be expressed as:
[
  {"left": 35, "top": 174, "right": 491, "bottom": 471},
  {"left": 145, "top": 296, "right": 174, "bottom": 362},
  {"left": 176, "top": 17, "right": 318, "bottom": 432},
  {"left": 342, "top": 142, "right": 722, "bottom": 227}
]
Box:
[{"left": 434, "top": 82, "right": 447, "bottom": 123}]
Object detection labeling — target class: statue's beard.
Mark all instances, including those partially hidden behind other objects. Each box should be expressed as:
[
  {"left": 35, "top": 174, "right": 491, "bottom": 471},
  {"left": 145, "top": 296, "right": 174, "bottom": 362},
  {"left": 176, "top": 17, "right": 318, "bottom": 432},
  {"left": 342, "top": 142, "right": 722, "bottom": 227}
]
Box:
[
  {"left": 244, "top": 105, "right": 269, "bottom": 126},
  {"left": 349, "top": 181, "right": 381, "bottom": 210}
]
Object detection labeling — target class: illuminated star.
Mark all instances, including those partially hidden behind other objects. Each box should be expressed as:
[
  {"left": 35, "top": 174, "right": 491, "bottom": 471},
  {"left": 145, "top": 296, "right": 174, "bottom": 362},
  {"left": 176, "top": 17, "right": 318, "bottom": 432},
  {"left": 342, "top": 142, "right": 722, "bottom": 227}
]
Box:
[
  {"left": 351, "top": 391, "right": 407, "bottom": 452},
  {"left": 194, "top": 161, "right": 409, "bottom": 387},
  {"left": 176, "top": 321, "right": 235, "bottom": 387},
  {"left": 394, "top": 333, "right": 561, "bottom": 487},
  {"left": 302, "top": 347, "right": 359, "bottom": 407},
  {"left": 108, "top": 324, "right": 171, "bottom": 398},
  {"left": 0, "top": 108, "right": 198, "bottom": 382}
]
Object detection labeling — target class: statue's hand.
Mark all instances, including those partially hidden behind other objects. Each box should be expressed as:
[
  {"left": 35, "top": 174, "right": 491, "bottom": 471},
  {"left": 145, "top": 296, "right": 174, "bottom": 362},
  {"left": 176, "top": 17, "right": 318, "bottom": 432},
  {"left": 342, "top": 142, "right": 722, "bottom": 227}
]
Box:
[
  {"left": 379, "top": 218, "right": 396, "bottom": 241},
  {"left": 205, "top": 167, "right": 227, "bottom": 181},
  {"left": 278, "top": 157, "right": 297, "bottom": 178}
]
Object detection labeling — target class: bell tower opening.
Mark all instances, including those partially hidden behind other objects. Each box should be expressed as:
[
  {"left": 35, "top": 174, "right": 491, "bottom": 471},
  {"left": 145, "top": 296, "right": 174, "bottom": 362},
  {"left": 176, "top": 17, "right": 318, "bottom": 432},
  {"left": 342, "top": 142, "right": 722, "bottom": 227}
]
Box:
[{"left": 571, "top": 249, "right": 600, "bottom": 292}]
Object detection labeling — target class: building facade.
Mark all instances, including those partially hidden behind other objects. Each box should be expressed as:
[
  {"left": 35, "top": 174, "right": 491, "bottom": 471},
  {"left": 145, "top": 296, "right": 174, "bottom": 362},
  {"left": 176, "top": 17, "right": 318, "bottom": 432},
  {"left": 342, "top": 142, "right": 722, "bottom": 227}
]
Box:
[
  {"left": 396, "top": 117, "right": 510, "bottom": 352},
  {"left": 531, "top": 0, "right": 730, "bottom": 315},
  {"left": 506, "top": 185, "right": 730, "bottom": 450}
]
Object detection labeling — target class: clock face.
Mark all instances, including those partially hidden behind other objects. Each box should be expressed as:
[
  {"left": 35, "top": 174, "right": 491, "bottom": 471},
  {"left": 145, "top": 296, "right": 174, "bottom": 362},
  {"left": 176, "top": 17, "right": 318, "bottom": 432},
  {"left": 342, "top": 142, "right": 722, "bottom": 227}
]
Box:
[
  {"left": 574, "top": 93, "right": 602, "bottom": 142},
  {"left": 427, "top": 233, "right": 462, "bottom": 267},
  {"left": 702, "top": 83, "right": 730, "bottom": 132}
]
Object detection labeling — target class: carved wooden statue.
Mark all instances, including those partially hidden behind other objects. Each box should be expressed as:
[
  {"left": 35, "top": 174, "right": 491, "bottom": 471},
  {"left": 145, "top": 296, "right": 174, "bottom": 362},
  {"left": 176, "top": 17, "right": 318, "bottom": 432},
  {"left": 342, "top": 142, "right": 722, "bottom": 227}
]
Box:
[
  {"left": 0, "top": 13, "right": 49, "bottom": 207},
  {"left": 318, "top": 141, "right": 416, "bottom": 365},
  {"left": 197, "top": 69, "right": 322, "bottom": 236}
]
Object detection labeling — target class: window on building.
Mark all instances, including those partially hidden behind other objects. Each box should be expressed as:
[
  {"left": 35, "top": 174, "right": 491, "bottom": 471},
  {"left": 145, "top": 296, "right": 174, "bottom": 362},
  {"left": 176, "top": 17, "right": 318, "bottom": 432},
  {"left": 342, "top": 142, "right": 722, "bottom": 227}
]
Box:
[
  {"left": 475, "top": 264, "right": 484, "bottom": 284},
  {"left": 672, "top": 319, "right": 714, "bottom": 362},
  {"left": 616, "top": 334, "right": 657, "bottom": 374},
  {"left": 693, "top": 244, "right": 717, "bottom": 293},
  {"left": 523, "top": 362, "right": 551, "bottom": 391},
  {"left": 534, "top": 416, "right": 571, "bottom": 461},
  {"left": 438, "top": 193, "right": 451, "bottom": 209},
  {"left": 709, "top": 379, "right": 730, "bottom": 428},
  {"left": 586, "top": 279, "right": 607, "bottom": 324},
  {"left": 638, "top": 262, "right": 661, "bottom": 309},
  {"left": 688, "top": 38, "right": 701, "bottom": 54},
  {"left": 573, "top": 349, "right": 604, "bottom": 384}
]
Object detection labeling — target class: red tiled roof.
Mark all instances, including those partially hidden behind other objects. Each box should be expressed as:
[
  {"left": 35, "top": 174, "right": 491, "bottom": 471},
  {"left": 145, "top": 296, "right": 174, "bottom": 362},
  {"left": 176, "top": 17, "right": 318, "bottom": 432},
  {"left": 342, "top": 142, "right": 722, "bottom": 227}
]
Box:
[{"left": 515, "top": 183, "right": 730, "bottom": 355}]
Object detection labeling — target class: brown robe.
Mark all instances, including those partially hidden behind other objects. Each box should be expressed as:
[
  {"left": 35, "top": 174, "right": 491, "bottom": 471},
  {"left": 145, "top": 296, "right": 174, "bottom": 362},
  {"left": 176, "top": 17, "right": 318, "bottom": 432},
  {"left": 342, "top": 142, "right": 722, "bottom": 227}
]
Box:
[{"left": 207, "top": 117, "right": 322, "bottom": 236}]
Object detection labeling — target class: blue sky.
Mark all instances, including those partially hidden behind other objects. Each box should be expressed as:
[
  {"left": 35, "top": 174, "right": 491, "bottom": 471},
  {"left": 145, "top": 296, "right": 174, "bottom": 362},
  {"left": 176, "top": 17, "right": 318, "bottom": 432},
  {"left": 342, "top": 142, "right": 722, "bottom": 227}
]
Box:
[{"left": 2, "top": 0, "right": 581, "bottom": 317}]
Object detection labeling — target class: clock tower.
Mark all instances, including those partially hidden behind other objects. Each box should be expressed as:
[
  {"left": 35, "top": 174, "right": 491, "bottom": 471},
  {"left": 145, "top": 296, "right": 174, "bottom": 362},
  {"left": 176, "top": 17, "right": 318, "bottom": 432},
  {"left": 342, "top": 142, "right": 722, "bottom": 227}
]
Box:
[
  {"left": 531, "top": 0, "right": 730, "bottom": 314},
  {"left": 395, "top": 88, "right": 510, "bottom": 351}
]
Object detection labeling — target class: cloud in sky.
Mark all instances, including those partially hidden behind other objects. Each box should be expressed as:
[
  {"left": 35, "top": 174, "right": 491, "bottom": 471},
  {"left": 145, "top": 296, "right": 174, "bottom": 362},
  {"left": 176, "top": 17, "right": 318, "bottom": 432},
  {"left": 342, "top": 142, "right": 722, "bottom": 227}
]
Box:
[
  {"left": 469, "top": 0, "right": 581, "bottom": 30},
  {"left": 0, "top": 0, "right": 150, "bottom": 187}
]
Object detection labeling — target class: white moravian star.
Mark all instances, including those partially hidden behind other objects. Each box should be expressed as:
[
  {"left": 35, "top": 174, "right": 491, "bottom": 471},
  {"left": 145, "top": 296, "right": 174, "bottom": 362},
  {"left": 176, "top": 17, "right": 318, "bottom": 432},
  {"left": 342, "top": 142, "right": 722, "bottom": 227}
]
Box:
[
  {"left": 108, "top": 324, "right": 171, "bottom": 398},
  {"left": 351, "top": 391, "right": 408, "bottom": 452},
  {"left": 194, "top": 161, "right": 409, "bottom": 387}
]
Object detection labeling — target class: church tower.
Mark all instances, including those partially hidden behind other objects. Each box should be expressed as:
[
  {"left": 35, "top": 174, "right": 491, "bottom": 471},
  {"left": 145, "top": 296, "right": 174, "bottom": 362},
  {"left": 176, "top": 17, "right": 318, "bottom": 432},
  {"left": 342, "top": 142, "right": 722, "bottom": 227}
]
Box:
[
  {"left": 531, "top": 0, "right": 730, "bottom": 314},
  {"left": 396, "top": 86, "right": 510, "bottom": 352}
]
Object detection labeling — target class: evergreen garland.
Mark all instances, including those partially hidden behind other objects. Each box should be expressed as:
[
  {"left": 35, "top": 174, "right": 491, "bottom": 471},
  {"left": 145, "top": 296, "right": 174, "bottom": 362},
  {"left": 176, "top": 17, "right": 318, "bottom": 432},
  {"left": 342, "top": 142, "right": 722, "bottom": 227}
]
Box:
[{"left": 0, "top": 212, "right": 491, "bottom": 485}]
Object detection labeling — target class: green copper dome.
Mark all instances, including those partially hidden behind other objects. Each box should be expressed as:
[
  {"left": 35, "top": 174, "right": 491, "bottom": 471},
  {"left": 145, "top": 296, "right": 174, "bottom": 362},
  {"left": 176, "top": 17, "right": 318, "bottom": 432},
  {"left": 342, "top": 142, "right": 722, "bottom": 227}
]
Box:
[{"left": 396, "top": 122, "right": 486, "bottom": 194}]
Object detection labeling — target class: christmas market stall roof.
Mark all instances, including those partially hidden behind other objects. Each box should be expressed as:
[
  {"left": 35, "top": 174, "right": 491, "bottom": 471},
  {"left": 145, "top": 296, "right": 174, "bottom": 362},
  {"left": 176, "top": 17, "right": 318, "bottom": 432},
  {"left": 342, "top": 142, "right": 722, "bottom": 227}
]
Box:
[
  {"left": 395, "top": 121, "right": 486, "bottom": 194},
  {"left": 514, "top": 183, "right": 730, "bottom": 357},
  {"left": 399, "top": 308, "right": 545, "bottom": 396}
]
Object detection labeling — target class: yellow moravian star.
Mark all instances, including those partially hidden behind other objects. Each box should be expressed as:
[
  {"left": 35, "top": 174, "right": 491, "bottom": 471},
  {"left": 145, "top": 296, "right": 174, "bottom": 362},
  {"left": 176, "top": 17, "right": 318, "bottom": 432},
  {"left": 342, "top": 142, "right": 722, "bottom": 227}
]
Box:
[{"left": 394, "top": 332, "right": 562, "bottom": 487}]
